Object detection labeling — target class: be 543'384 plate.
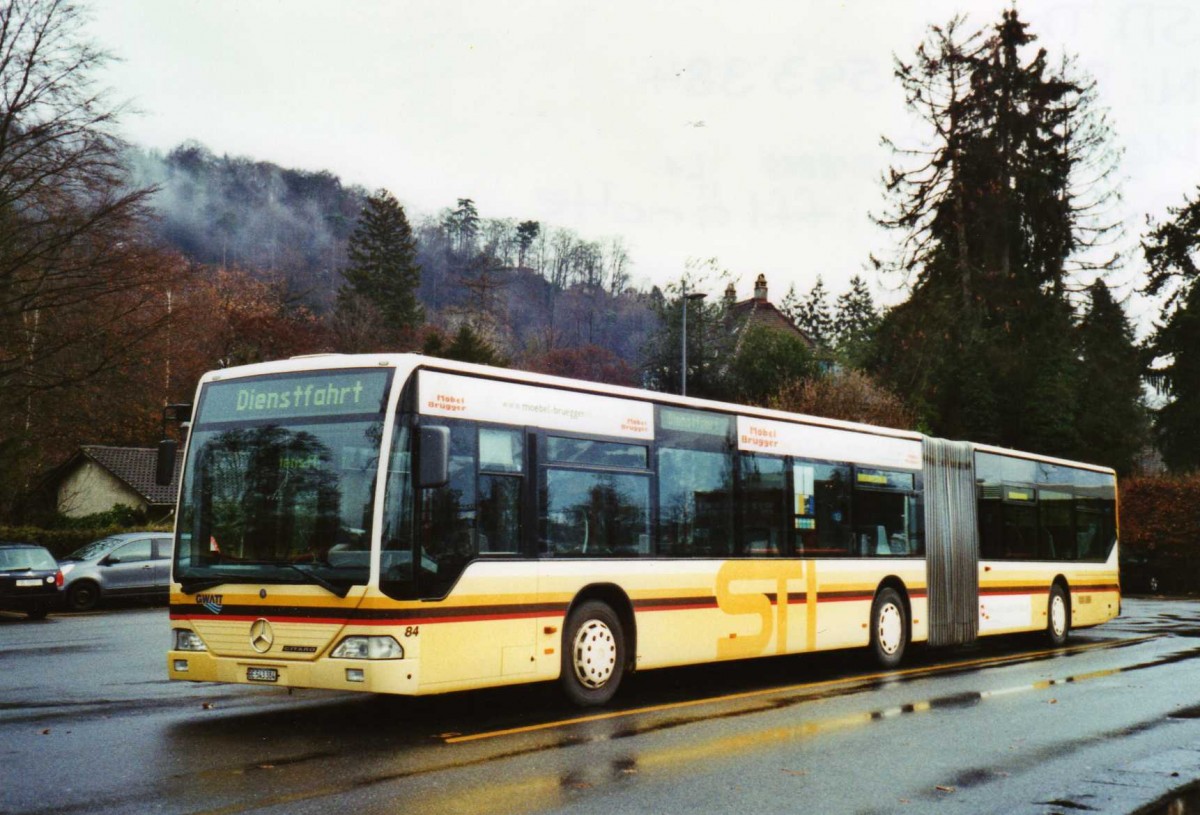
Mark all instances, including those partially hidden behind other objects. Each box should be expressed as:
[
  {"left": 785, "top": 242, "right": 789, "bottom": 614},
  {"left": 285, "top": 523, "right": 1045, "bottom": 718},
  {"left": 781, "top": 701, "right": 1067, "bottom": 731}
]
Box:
[{"left": 247, "top": 667, "right": 278, "bottom": 683}]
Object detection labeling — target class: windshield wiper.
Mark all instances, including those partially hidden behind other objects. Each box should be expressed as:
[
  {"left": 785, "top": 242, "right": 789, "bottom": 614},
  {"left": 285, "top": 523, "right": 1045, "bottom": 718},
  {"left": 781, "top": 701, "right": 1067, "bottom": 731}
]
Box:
[{"left": 279, "top": 563, "right": 350, "bottom": 598}]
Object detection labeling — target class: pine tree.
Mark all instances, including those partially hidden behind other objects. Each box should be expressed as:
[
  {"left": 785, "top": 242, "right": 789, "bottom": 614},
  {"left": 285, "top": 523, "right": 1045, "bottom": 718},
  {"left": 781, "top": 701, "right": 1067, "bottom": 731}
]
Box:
[
  {"left": 339, "top": 189, "right": 423, "bottom": 332},
  {"left": 872, "top": 8, "right": 1119, "bottom": 456},
  {"left": 832, "top": 275, "right": 879, "bottom": 367},
  {"left": 1144, "top": 188, "right": 1200, "bottom": 471},
  {"left": 515, "top": 220, "right": 540, "bottom": 269},
  {"left": 1074, "top": 281, "right": 1146, "bottom": 473},
  {"left": 443, "top": 198, "right": 480, "bottom": 255},
  {"left": 793, "top": 276, "right": 835, "bottom": 347}
]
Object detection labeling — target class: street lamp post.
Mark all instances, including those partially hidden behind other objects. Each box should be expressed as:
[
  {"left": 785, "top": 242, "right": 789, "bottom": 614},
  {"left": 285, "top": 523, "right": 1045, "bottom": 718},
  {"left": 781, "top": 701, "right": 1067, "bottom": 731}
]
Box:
[{"left": 681, "top": 285, "right": 707, "bottom": 396}]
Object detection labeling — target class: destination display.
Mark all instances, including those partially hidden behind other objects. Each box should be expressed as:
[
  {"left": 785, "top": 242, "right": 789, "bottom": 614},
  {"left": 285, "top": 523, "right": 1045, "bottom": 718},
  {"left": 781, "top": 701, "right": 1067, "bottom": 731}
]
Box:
[
  {"left": 198, "top": 370, "right": 392, "bottom": 424},
  {"left": 737, "top": 415, "right": 922, "bottom": 471},
  {"left": 419, "top": 370, "right": 654, "bottom": 440}
]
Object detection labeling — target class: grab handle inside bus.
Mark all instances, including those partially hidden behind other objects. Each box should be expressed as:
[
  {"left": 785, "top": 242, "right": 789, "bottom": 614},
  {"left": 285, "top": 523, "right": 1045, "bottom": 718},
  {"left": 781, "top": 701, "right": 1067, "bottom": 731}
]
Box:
[{"left": 418, "top": 426, "right": 450, "bottom": 488}]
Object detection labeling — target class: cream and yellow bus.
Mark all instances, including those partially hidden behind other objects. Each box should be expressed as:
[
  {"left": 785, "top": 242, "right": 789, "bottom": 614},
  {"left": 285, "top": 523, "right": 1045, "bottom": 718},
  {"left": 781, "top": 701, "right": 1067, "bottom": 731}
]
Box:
[{"left": 165, "top": 354, "right": 1120, "bottom": 706}]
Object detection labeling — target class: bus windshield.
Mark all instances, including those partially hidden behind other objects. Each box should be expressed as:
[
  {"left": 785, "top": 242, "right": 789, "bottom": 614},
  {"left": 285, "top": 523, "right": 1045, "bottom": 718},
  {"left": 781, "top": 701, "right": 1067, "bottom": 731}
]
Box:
[{"left": 174, "top": 369, "right": 393, "bottom": 595}]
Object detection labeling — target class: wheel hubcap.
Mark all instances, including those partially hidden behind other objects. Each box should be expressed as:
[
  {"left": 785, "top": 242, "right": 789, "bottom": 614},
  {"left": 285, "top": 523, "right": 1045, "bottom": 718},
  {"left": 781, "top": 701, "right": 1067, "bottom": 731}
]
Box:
[
  {"left": 1051, "top": 595, "right": 1066, "bottom": 638},
  {"left": 572, "top": 619, "right": 617, "bottom": 689},
  {"left": 877, "top": 603, "right": 902, "bottom": 655}
]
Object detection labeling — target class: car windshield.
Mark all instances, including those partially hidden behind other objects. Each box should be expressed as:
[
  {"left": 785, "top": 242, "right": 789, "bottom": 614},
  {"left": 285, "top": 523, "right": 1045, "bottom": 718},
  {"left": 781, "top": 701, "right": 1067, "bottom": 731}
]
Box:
[
  {"left": 174, "top": 369, "right": 392, "bottom": 594},
  {"left": 0, "top": 547, "right": 57, "bottom": 571},
  {"left": 64, "top": 537, "right": 124, "bottom": 561}
]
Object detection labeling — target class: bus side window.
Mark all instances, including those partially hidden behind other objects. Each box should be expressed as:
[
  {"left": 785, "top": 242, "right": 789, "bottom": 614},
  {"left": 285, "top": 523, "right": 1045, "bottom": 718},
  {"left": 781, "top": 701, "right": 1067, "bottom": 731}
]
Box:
[
  {"left": 477, "top": 428, "right": 523, "bottom": 554},
  {"left": 657, "top": 407, "right": 734, "bottom": 558},
  {"left": 794, "top": 461, "right": 852, "bottom": 557},
  {"left": 658, "top": 447, "right": 733, "bottom": 557},
  {"left": 738, "top": 453, "right": 785, "bottom": 556}
]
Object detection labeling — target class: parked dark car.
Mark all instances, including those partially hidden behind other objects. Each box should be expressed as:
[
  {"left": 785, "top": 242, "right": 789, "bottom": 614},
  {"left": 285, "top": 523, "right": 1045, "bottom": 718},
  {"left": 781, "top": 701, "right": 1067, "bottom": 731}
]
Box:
[
  {"left": 58, "top": 533, "right": 174, "bottom": 611},
  {"left": 1120, "top": 550, "right": 1163, "bottom": 595},
  {"left": 0, "top": 542, "right": 64, "bottom": 619}
]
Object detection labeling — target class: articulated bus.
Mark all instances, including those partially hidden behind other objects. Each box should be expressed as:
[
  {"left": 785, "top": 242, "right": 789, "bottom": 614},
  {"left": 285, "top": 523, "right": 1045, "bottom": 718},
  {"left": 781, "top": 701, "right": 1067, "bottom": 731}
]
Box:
[{"left": 166, "top": 354, "right": 1120, "bottom": 706}]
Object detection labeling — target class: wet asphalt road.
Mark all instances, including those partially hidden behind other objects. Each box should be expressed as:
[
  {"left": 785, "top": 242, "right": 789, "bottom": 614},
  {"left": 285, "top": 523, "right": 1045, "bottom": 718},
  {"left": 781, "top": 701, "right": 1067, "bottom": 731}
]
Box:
[{"left": 3, "top": 599, "right": 1200, "bottom": 815}]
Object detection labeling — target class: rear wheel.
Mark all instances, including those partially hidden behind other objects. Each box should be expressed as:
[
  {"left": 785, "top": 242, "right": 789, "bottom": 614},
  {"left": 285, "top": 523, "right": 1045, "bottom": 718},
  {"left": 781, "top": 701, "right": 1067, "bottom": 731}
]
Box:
[
  {"left": 67, "top": 581, "right": 99, "bottom": 612},
  {"left": 1047, "top": 584, "right": 1070, "bottom": 646},
  {"left": 870, "top": 587, "right": 908, "bottom": 669},
  {"left": 560, "top": 600, "right": 625, "bottom": 707}
]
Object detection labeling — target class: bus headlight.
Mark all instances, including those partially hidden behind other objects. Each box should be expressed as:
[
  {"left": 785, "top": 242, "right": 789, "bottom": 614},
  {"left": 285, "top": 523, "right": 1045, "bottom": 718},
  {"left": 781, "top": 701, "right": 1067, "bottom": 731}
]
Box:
[
  {"left": 331, "top": 636, "right": 404, "bottom": 660},
  {"left": 173, "top": 629, "right": 207, "bottom": 652}
]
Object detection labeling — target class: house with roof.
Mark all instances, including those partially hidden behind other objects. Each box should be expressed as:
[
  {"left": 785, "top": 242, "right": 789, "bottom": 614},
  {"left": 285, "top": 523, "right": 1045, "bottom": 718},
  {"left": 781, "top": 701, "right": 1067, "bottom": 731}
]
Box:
[
  {"left": 724, "top": 273, "right": 817, "bottom": 350},
  {"left": 43, "top": 446, "right": 183, "bottom": 521}
]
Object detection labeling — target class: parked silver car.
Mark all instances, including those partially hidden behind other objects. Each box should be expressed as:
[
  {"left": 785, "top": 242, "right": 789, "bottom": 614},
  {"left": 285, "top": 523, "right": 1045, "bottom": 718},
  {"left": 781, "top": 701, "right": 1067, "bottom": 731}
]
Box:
[{"left": 58, "top": 533, "right": 174, "bottom": 611}]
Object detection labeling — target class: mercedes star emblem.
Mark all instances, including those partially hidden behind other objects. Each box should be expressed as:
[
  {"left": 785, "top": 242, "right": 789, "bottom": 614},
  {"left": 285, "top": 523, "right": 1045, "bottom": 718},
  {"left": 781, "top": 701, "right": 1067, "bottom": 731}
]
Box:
[{"left": 249, "top": 618, "right": 274, "bottom": 653}]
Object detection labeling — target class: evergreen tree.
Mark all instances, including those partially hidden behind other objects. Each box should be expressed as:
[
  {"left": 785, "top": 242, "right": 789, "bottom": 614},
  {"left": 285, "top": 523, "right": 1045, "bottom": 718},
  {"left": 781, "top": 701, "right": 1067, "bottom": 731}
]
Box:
[
  {"left": 641, "top": 272, "right": 737, "bottom": 399},
  {"left": 832, "top": 274, "right": 880, "bottom": 367},
  {"left": 443, "top": 198, "right": 480, "bottom": 255},
  {"left": 1144, "top": 188, "right": 1200, "bottom": 471},
  {"left": 1074, "top": 281, "right": 1146, "bottom": 473},
  {"left": 423, "top": 323, "right": 506, "bottom": 367},
  {"left": 872, "top": 8, "right": 1119, "bottom": 456},
  {"left": 515, "top": 220, "right": 540, "bottom": 269},
  {"left": 339, "top": 189, "right": 423, "bottom": 331},
  {"left": 792, "top": 276, "right": 835, "bottom": 347}
]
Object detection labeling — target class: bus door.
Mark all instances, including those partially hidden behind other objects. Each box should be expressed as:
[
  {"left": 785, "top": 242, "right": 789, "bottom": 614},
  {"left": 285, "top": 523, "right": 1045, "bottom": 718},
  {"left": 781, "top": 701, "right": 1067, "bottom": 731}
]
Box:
[{"left": 922, "top": 438, "right": 979, "bottom": 647}]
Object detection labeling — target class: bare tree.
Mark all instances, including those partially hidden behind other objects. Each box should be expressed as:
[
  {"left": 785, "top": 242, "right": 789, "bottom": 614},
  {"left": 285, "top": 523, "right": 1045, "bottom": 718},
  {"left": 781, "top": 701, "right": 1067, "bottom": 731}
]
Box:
[{"left": 0, "top": 0, "right": 160, "bottom": 398}]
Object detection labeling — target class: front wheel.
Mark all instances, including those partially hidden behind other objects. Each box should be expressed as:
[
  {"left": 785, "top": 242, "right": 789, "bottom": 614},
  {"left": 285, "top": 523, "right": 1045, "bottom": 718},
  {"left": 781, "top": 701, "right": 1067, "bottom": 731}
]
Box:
[
  {"left": 560, "top": 600, "right": 625, "bottom": 707},
  {"left": 1047, "top": 584, "right": 1070, "bottom": 646},
  {"left": 67, "top": 581, "right": 99, "bottom": 612},
  {"left": 870, "top": 587, "right": 908, "bottom": 669}
]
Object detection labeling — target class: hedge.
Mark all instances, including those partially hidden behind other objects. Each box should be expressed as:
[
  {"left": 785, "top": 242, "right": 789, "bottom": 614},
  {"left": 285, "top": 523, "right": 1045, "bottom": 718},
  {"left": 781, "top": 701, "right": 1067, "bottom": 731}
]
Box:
[
  {"left": 1119, "top": 474, "right": 1200, "bottom": 595},
  {"left": 0, "top": 524, "right": 173, "bottom": 559}
]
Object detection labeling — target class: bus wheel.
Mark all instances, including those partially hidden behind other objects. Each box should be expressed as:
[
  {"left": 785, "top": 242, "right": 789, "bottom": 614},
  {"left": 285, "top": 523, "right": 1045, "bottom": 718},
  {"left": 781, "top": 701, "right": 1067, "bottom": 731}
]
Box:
[
  {"left": 870, "top": 587, "right": 907, "bottom": 669},
  {"left": 561, "top": 600, "right": 625, "bottom": 707},
  {"left": 1047, "top": 584, "right": 1070, "bottom": 646}
]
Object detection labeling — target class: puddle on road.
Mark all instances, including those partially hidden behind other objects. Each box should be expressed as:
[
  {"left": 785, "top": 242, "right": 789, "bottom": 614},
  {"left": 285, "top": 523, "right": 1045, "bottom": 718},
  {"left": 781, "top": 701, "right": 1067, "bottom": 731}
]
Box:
[{"left": 1143, "top": 782, "right": 1200, "bottom": 815}]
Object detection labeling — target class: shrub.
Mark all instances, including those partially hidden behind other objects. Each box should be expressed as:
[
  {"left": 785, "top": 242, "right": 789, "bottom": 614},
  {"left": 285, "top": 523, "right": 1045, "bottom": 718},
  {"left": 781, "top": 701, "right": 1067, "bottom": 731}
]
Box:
[
  {"left": 0, "top": 523, "right": 172, "bottom": 559},
  {"left": 1120, "top": 474, "right": 1200, "bottom": 595}
]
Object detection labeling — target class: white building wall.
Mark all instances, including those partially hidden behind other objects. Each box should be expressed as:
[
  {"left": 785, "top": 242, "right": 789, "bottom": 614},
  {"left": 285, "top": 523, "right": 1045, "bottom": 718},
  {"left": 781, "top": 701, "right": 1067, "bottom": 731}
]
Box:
[{"left": 57, "top": 461, "right": 148, "bottom": 518}]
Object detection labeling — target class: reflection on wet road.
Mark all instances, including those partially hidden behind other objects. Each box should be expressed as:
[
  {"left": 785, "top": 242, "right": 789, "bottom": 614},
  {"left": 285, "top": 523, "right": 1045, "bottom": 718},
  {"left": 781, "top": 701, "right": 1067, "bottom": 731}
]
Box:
[{"left": 3, "top": 599, "right": 1200, "bottom": 815}]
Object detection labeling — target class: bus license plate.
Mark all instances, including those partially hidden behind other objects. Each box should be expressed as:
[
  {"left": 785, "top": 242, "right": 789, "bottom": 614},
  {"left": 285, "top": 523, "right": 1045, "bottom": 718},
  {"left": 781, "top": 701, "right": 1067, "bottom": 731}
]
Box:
[{"left": 247, "top": 667, "right": 278, "bottom": 682}]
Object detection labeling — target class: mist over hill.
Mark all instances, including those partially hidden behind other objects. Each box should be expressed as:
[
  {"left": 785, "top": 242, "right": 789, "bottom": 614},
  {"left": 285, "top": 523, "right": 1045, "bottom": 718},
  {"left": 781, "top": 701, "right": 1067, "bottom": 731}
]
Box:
[{"left": 128, "top": 142, "right": 659, "bottom": 368}]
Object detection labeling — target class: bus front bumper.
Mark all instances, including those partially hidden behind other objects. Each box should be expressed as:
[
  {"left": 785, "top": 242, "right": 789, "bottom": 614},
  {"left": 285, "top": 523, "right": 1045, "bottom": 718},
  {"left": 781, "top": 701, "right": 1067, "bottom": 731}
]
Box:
[{"left": 168, "top": 650, "right": 420, "bottom": 694}]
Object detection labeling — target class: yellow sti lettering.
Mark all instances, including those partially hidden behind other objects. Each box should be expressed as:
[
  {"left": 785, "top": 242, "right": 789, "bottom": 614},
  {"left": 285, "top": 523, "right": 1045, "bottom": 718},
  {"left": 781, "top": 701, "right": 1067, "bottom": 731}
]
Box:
[{"left": 715, "top": 561, "right": 805, "bottom": 659}]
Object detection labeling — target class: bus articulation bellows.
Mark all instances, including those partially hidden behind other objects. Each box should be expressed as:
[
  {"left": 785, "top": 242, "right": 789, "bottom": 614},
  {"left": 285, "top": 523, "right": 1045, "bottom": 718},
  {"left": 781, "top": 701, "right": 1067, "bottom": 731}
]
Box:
[{"left": 166, "top": 354, "right": 1119, "bottom": 706}]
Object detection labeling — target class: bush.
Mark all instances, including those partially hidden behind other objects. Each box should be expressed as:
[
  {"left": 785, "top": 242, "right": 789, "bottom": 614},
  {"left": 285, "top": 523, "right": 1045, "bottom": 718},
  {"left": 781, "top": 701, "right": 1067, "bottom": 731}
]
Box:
[
  {"left": 0, "top": 523, "right": 173, "bottom": 559},
  {"left": 1120, "top": 474, "right": 1200, "bottom": 595}
]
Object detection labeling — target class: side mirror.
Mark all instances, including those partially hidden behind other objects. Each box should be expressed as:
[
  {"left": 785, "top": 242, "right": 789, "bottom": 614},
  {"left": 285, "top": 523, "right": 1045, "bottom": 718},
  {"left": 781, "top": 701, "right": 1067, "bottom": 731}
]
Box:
[
  {"left": 418, "top": 426, "right": 450, "bottom": 488},
  {"left": 155, "top": 438, "right": 178, "bottom": 487}
]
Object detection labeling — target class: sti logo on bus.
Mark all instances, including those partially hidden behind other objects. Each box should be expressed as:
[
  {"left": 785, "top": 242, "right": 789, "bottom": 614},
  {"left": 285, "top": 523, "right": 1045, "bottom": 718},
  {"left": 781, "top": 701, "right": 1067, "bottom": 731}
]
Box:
[{"left": 196, "top": 594, "right": 224, "bottom": 614}]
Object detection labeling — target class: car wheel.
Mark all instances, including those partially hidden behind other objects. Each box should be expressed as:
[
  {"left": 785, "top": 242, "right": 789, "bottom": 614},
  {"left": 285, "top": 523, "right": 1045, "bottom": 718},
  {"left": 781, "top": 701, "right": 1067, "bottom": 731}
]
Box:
[
  {"left": 560, "top": 600, "right": 626, "bottom": 707},
  {"left": 870, "top": 587, "right": 908, "bottom": 669},
  {"left": 1047, "top": 584, "right": 1070, "bottom": 646},
  {"left": 67, "top": 581, "right": 100, "bottom": 612},
  {"left": 26, "top": 604, "right": 48, "bottom": 620}
]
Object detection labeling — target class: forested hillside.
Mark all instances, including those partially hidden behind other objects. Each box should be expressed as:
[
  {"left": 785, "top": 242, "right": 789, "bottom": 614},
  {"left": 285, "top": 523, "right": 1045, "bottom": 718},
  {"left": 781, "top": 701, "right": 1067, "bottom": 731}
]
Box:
[{"left": 129, "top": 144, "right": 659, "bottom": 373}]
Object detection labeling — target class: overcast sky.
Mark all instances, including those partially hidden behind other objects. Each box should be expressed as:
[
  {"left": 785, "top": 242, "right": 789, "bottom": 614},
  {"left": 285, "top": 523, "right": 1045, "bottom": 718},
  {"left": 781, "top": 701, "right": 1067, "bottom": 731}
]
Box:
[{"left": 90, "top": 0, "right": 1199, "bottom": 319}]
